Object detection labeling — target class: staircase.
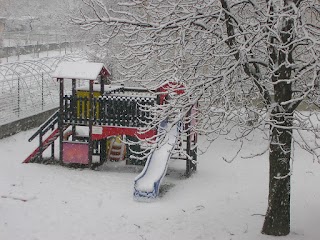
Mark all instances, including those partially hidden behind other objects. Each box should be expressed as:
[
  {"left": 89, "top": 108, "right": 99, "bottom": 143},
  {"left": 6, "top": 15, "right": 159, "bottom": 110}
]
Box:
[
  {"left": 108, "top": 138, "right": 126, "bottom": 162},
  {"left": 23, "top": 110, "right": 68, "bottom": 164}
]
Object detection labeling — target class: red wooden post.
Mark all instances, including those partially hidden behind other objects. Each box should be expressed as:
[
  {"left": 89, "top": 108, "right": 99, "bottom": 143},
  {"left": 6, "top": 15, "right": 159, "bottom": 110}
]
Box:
[
  {"left": 88, "top": 80, "right": 94, "bottom": 166},
  {"left": 59, "top": 78, "right": 64, "bottom": 164},
  {"left": 72, "top": 78, "right": 76, "bottom": 141},
  {"left": 100, "top": 76, "right": 104, "bottom": 95}
]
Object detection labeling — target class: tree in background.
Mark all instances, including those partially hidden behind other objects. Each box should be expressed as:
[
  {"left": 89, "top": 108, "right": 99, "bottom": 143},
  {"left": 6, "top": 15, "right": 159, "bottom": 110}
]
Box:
[
  {"left": 73, "top": 0, "right": 320, "bottom": 236},
  {"left": 0, "top": 0, "right": 78, "bottom": 32}
]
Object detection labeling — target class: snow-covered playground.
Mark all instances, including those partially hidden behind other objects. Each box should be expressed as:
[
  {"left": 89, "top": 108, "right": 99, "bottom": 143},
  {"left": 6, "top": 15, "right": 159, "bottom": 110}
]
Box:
[
  {"left": 1, "top": 128, "right": 320, "bottom": 240},
  {"left": 1, "top": 0, "right": 320, "bottom": 238}
]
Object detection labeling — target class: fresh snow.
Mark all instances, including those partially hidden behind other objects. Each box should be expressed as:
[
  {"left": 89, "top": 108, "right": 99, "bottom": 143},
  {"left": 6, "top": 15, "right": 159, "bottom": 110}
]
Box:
[
  {"left": 0, "top": 49, "right": 77, "bottom": 64},
  {"left": 1, "top": 128, "right": 320, "bottom": 240},
  {"left": 52, "top": 62, "right": 107, "bottom": 80},
  {"left": 76, "top": 84, "right": 123, "bottom": 93}
]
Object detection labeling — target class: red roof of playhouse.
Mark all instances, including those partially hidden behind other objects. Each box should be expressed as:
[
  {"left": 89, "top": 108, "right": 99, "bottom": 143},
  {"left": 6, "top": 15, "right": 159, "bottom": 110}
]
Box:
[
  {"left": 52, "top": 62, "right": 110, "bottom": 80},
  {"left": 157, "top": 81, "right": 185, "bottom": 105}
]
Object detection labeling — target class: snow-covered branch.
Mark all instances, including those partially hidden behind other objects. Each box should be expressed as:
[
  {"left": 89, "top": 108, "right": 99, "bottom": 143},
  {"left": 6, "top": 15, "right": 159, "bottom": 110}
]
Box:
[{"left": 72, "top": 0, "right": 320, "bottom": 162}]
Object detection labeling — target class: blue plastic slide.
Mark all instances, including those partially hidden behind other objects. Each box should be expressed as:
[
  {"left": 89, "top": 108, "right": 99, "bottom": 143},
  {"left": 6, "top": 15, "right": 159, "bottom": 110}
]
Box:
[{"left": 133, "top": 120, "right": 179, "bottom": 201}]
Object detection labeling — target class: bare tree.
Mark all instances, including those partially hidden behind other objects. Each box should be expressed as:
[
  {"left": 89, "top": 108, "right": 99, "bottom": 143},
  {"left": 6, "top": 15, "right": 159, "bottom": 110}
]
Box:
[{"left": 72, "top": 0, "right": 320, "bottom": 236}]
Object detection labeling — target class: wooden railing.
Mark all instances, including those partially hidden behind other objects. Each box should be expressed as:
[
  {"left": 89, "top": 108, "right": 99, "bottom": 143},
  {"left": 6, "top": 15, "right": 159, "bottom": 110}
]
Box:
[{"left": 63, "top": 95, "right": 155, "bottom": 127}]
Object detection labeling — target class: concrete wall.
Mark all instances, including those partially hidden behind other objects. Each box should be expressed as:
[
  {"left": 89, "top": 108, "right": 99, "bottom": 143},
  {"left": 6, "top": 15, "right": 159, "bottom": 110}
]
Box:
[{"left": 0, "top": 108, "right": 58, "bottom": 139}]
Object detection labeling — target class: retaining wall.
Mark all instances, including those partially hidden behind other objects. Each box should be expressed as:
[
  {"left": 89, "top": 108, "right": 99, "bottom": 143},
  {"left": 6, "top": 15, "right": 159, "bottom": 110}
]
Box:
[{"left": 0, "top": 108, "right": 58, "bottom": 139}]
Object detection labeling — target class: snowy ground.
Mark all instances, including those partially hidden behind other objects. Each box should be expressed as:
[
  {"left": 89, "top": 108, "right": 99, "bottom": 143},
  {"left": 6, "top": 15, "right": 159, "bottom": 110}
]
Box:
[{"left": 1, "top": 128, "right": 320, "bottom": 240}]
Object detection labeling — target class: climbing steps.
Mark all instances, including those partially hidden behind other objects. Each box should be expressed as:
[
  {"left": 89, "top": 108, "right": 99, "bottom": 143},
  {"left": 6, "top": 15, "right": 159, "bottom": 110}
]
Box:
[
  {"left": 108, "top": 138, "right": 126, "bottom": 161},
  {"left": 23, "top": 128, "right": 60, "bottom": 163},
  {"left": 23, "top": 110, "right": 69, "bottom": 164}
]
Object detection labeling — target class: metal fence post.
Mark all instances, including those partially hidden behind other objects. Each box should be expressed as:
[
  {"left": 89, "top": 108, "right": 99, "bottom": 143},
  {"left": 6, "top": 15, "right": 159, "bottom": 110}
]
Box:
[
  {"left": 42, "top": 73, "right": 44, "bottom": 110},
  {"left": 17, "top": 77, "right": 20, "bottom": 117}
]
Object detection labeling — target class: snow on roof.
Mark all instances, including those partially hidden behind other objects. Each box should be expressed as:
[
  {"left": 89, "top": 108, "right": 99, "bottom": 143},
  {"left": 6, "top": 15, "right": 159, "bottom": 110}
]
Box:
[
  {"left": 76, "top": 84, "right": 123, "bottom": 93},
  {"left": 52, "top": 62, "right": 110, "bottom": 80}
]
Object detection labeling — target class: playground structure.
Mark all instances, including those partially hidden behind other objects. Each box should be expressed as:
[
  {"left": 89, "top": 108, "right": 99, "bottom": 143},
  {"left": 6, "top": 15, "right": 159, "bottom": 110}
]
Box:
[{"left": 23, "top": 62, "right": 197, "bottom": 200}]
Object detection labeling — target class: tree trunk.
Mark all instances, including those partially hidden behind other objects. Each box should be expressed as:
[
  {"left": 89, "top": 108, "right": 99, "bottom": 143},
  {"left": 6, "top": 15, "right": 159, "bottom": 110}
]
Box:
[
  {"left": 262, "top": 0, "right": 296, "bottom": 234},
  {"left": 262, "top": 109, "right": 292, "bottom": 236}
]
